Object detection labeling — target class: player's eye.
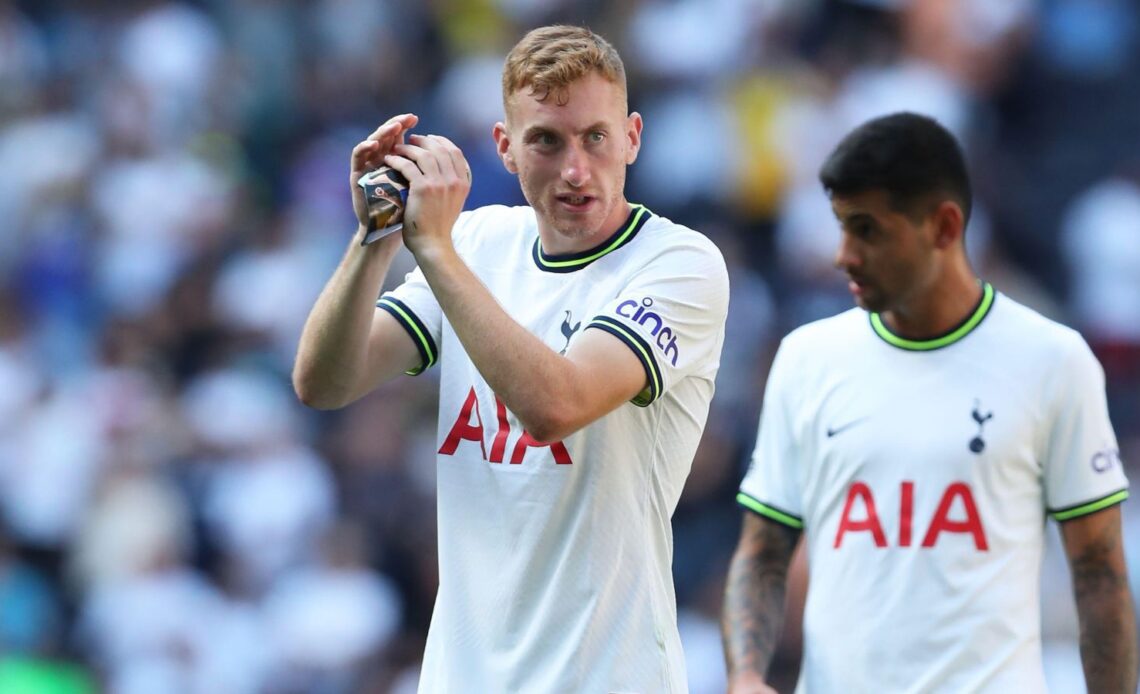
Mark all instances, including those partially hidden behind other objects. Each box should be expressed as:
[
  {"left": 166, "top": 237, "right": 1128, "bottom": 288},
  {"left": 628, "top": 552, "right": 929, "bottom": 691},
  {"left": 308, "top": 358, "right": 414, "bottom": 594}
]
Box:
[
  {"left": 587, "top": 131, "right": 606, "bottom": 144},
  {"left": 531, "top": 132, "right": 559, "bottom": 147},
  {"left": 848, "top": 220, "right": 875, "bottom": 239}
]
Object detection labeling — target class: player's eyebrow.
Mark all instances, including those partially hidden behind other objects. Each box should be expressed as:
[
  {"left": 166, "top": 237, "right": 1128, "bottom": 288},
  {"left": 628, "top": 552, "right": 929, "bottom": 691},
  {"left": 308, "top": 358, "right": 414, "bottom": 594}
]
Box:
[
  {"left": 522, "top": 125, "right": 552, "bottom": 140},
  {"left": 522, "top": 121, "right": 610, "bottom": 140},
  {"left": 837, "top": 211, "right": 875, "bottom": 226}
]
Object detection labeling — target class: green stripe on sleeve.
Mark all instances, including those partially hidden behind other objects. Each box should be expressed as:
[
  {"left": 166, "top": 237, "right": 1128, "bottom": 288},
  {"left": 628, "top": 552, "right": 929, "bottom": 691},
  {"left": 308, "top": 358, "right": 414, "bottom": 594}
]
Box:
[
  {"left": 586, "top": 316, "right": 662, "bottom": 406},
  {"left": 736, "top": 493, "right": 805, "bottom": 529},
  {"left": 377, "top": 297, "right": 437, "bottom": 375},
  {"left": 1051, "top": 489, "right": 1129, "bottom": 521}
]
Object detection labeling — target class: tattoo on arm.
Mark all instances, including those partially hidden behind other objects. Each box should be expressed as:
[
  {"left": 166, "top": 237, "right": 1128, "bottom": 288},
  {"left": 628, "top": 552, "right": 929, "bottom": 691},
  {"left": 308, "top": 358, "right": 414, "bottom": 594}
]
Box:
[
  {"left": 1063, "top": 508, "right": 1139, "bottom": 693},
  {"left": 722, "top": 513, "right": 801, "bottom": 679}
]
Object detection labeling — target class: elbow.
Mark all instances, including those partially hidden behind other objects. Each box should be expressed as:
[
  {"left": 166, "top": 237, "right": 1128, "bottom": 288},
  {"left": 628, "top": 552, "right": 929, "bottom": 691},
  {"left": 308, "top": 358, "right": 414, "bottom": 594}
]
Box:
[
  {"left": 292, "top": 369, "right": 349, "bottom": 411},
  {"left": 518, "top": 405, "right": 579, "bottom": 444}
]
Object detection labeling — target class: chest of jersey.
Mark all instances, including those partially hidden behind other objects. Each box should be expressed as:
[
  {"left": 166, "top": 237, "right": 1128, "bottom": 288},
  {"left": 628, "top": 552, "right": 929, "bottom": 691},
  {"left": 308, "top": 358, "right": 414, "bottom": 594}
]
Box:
[
  {"left": 463, "top": 262, "right": 620, "bottom": 354},
  {"left": 434, "top": 258, "right": 631, "bottom": 475},
  {"left": 797, "top": 344, "right": 1049, "bottom": 552}
]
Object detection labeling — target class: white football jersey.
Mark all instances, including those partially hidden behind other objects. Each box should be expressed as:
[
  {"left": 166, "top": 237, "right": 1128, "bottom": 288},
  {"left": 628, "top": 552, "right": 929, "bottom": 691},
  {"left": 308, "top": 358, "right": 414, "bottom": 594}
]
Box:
[
  {"left": 738, "top": 284, "right": 1129, "bottom": 693},
  {"left": 380, "top": 204, "right": 728, "bottom": 693}
]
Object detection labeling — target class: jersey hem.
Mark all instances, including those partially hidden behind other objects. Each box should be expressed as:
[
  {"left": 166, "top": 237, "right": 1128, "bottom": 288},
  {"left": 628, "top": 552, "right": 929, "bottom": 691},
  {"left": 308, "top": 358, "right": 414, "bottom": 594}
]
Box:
[
  {"left": 586, "top": 316, "right": 662, "bottom": 406},
  {"left": 736, "top": 492, "right": 804, "bottom": 529},
  {"left": 870, "top": 281, "right": 995, "bottom": 351},
  {"left": 377, "top": 296, "right": 438, "bottom": 375},
  {"left": 532, "top": 204, "right": 651, "bottom": 273},
  {"left": 1050, "top": 489, "right": 1129, "bottom": 521}
]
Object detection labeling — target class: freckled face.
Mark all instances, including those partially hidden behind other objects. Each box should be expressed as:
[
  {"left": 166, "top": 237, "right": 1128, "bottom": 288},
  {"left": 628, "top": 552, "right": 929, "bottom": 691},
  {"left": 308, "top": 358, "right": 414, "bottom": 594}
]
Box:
[{"left": 496, "top": 73, "right": 642, "bottom": 250}]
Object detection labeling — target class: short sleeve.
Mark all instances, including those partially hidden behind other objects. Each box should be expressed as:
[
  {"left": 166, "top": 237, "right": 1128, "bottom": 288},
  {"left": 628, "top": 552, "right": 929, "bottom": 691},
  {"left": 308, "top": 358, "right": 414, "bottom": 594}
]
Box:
[
  {"left": 584, "top": 236, "right": 728, "bottom": 406},
  {"left": 378, "top": 264, "right": 442, "bottom": 376},
  {"left": 737, "top": 339, "right": 805, "bottom": 529},
  {"left": 1043, "top": 336, "right": 1129, "bottom": 521}
]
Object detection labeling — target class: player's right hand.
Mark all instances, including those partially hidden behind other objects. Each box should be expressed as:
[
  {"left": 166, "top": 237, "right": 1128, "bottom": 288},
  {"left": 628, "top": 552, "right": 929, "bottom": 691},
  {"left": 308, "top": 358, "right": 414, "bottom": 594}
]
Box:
[
  {"left": 351, "top": 113, "right": 418, "bottom": 232},
  {"left": 727, "top": 671, "right": 779, "bottom": 694}
]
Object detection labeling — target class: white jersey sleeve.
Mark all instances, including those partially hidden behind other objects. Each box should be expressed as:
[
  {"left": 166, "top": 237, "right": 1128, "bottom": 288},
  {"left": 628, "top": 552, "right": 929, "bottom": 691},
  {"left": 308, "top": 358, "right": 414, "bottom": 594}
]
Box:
[
  {"left": 737, "top": 338, "right": 805, "bottom": 529},
  {"left": 1042, "top": 334, "right": 1130, "bottom": 520},
  {"left": 584, "top": 234, "right": 728, "bottom": 406},
  {"left": 377, "top": 263, "right": 441, "bottom": 376},
  {"left": 375, "top": 209, "right": 490, "bottom": 376}
]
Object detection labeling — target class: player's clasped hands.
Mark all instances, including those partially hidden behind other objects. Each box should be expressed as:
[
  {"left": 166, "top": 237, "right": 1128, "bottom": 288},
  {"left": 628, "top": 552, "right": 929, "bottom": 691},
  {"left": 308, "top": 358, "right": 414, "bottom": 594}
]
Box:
[
  {"left": 385, "top": 131, "right": 472, "bottom": 258},
  {"left": 350, "top": 113, "right": 418, "bottom": 233}
]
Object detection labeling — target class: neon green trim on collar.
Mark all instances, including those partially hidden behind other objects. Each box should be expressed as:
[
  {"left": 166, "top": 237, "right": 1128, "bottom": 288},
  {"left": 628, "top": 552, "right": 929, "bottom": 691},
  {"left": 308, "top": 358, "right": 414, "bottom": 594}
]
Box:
[
  {"left": 871, "top": 282, "right": 995, "bottom": 351},
  {"left": 534, "top": 204, "right": 649, "bottom": 271}
]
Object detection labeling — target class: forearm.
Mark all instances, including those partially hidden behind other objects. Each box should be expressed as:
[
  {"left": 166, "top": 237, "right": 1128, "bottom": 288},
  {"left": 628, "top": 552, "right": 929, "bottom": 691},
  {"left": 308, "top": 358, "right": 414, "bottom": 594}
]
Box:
[
  {"left": 1061, "top": 507, "right": 1140, "bottom": 693},
  {"left": 415, "top": 245, "right": 578, "bottom": 437},
  {"left": 294, "top": 230, "right": 400, "bottom": 408},
  {"left": 722, "top": 544, "right": 789, "bottom": 679},
  {"left": 723, "top": 515, "right": 800, "bottom": 686},
  {"left": 1072, "top": 566, "right": 1139, "bottom": 692}
]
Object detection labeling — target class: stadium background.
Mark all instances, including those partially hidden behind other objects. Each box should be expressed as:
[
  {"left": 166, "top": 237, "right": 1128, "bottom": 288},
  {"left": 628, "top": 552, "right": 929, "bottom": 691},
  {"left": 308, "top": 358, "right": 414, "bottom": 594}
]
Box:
[{"left": 1, "top": 0, "right": 1138, "bottom": 691}]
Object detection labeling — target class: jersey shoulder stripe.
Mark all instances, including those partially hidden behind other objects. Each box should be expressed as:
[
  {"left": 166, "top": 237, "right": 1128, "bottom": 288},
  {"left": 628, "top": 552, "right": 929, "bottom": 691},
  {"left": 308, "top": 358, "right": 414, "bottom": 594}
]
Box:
[
  {"left": 737, "top": 492, "right": 804, "bottom": 529},
  {"left": 378, "top": 295, "right": 438, "bottom": 375},
  {"left": 586, "top": 315, "right": 662, "bottom": 406},
  {"left": 1049, "top": 488, "right": 1129, "bottom": 521}
]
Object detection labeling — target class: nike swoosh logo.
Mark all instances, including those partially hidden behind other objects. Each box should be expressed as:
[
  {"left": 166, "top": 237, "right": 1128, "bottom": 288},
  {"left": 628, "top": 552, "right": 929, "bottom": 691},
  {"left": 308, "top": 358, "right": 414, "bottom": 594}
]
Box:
[{"left": 827, "top": 417, "right": 868, "bottom": 438}]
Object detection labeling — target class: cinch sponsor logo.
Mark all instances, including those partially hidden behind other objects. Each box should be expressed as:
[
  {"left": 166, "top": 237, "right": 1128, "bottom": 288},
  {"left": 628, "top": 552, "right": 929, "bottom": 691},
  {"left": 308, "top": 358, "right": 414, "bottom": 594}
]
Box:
[
  {"left": 1091, "top": 447, "right": 1121, "bottom": 473},
  {"left": 615, "top": 297, "right": 679, "bottom": 366}
]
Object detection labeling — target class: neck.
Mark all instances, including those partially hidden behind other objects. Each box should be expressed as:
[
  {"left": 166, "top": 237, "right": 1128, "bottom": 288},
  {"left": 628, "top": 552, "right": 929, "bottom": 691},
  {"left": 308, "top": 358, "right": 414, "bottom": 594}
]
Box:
[
  {"left": 538, "top": 200, "right": 632, "bottom": 255},
  {"left": 880, "top": 261, "right": 982, "bottom": 339}
]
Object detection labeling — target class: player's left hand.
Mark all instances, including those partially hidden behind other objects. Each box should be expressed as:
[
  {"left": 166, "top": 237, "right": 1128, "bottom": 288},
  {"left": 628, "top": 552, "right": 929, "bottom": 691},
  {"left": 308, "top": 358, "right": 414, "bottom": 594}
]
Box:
[{"left": 384, "top": 134, "right": 471, "bottom": 260}]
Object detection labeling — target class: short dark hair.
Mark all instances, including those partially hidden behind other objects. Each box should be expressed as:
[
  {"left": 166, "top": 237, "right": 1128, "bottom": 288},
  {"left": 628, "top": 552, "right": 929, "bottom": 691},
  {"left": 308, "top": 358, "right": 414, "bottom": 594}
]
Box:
[{"left": 819, "top": 112, "right": 972, "bottom": 225}]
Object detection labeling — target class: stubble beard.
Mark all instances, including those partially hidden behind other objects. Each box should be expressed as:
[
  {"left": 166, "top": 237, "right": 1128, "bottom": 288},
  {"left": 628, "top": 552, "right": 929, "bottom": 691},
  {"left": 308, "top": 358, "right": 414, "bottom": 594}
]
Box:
[
  {"left": 522, "top": 168, "right": 627, "bottom": 246},
  {"left": 534, "top": 189, "right": 624, "bottom": 245}
]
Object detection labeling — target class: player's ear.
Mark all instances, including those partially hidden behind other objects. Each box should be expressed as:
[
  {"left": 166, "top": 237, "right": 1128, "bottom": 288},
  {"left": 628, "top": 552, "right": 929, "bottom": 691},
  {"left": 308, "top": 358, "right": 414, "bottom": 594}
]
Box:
[
  {"left": 932, "top": 200, "right": 964, "bottom": 250},
  {"left": 493, "top": 122, "right": 517, "bottom": 174},
  {"left": 625, "top": 112, "right": 643, "bottom": 166}
]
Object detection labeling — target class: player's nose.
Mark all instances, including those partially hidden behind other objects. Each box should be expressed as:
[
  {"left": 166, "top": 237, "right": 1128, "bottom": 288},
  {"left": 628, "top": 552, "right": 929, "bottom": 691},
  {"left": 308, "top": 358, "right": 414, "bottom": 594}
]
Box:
[
  {"left": 834, "top": 233, "right": 862, "bottom": 271},
  {"left": 561, "top": 144, "right": 591, "bottom": 188}
]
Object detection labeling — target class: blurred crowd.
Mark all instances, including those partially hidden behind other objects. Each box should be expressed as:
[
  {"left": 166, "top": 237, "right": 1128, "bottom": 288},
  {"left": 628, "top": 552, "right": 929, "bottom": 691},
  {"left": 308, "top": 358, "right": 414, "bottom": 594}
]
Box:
[{"left": 1, "top": 0, "right": 1139, "bottom": 692}]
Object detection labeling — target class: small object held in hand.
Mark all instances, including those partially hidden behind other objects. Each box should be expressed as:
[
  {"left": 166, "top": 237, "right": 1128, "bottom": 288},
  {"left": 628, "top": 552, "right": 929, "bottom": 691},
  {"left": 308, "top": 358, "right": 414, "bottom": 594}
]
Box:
[{"left": 357, "top": 166, "right": 409, "bottom": 245}]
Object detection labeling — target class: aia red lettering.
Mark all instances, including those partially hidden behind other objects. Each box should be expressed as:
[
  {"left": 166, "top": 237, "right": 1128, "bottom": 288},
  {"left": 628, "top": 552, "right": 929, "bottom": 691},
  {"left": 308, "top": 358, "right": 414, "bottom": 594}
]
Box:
[
  {"left": 438, "top": 387, "right": 487, "bottom": 459},
  {"left": 834, "top": 482, "right": 887, "bottom": 548},
  {"left": 834, "top": 481, "right": 988, "bottom": 550},
  {"left": 439, "top": 387, "right": 573, "bottom": 465},
  {"left": 921, "top": 482, "right": 988, "bottom": 550}
]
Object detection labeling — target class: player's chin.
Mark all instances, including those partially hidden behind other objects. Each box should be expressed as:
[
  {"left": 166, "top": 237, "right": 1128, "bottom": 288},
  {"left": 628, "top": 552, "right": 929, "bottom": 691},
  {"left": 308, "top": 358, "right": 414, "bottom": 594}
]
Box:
[
  {"left": 550, "top": 211, "right": 604, "bottom": 239},
  {"left": 551, "top": 222, "right": 596, "bottom": 241},
  {"left": 852, "top": 289, "right": 887, "bottom": 312}
]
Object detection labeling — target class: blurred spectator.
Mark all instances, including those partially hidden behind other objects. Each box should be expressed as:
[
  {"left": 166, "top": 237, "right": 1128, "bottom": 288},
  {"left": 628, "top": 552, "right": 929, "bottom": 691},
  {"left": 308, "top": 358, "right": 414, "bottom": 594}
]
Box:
[{"left": 262, "top": 521, "right": 402, "bottom": 693}]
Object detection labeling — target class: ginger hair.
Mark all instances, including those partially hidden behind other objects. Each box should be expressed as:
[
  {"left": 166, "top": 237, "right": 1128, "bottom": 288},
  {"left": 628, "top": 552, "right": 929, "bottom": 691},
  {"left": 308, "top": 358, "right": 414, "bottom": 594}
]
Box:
[{"left": 502, "top": 25, "right": 627, "bottom": 110}]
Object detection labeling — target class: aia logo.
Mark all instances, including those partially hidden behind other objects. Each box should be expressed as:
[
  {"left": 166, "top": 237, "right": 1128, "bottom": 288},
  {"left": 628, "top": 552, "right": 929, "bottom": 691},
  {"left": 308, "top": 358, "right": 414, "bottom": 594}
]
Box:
[
  {"left": 559, "top": 310, "right": 581, "bottom": 355},
  {"left": 614, "top": 297, "right": 680, "bottom": 365},
  {"left": 834, "top": 481, "right": 988, "bottom": 550},
  {"left": 438, "top": 387, "right": 572, "bottom": 465}
]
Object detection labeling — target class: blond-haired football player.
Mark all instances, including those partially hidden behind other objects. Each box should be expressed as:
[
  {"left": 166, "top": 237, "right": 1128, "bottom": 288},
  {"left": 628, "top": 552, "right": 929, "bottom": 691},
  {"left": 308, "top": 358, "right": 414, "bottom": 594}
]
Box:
[{"left": 295, "top": 25, "right": 728, "bottom": 693}]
